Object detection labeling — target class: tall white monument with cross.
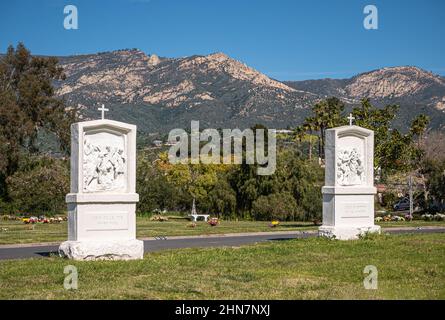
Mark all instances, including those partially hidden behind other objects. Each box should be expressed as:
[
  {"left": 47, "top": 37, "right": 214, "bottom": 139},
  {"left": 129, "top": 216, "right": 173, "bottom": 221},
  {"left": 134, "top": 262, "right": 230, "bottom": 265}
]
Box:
[
  {"left": 319, "top": 114, "right": 381, "bottom": 240},
  {"left": 59, "top": 105, "right": 144, "bottom": 260}
]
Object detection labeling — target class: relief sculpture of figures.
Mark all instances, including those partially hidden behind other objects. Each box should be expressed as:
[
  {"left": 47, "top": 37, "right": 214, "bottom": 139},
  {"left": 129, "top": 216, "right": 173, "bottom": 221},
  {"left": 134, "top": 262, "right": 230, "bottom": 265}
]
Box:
[
  {"left": 336, "top": 148, "right": 364, "bottom": 186},
  {"left": 83, "top": 138, "right": 126, "bottom": 192}
]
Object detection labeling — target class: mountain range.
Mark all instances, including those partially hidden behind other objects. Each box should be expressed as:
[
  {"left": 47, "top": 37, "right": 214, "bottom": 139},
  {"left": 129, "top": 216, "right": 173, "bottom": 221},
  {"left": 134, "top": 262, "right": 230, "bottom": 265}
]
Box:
[{"left": 54, "top": 49, "right": 445, "bottom": 134}]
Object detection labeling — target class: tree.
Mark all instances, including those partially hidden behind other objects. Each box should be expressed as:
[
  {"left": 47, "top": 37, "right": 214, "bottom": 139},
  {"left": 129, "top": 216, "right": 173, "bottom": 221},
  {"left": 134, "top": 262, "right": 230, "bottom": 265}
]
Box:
[
  {"left": 297, "top": 97, "right": 345, "bottom": 161},
  {"left": 418, "top": 131, "right": 445, "bottom": 212},
  {"left": 302, "top": 119, "right": 317, "bottom": 161},
  {"left": 252, "top": 192, "right": 299, "bottom": 221},
  {"left": 136, "top": 154, "right": 180, "bottom": 213},
  {"left": 155, "top": 152, "right": 228, "bottom": 212},
  {"left": 410, "top": 114, "right": 430, "bottom": 147},
  {"left": 6, "top": 156, "right": 69, "bottom": 214},
  {"left": 229, "top": 148, "right": 323, "bottom": 221},
  {"left": 312, "top": 97, "right": 345, "bottom": 160},
  {"left": 352, "top": 99, "right": 428, "bottom": 176},
  {"left": 0, "top": 43, "right": 76, "bottom": 200},
  {"left": 207, "top": 178, "right": 237, "bottom": 218}
]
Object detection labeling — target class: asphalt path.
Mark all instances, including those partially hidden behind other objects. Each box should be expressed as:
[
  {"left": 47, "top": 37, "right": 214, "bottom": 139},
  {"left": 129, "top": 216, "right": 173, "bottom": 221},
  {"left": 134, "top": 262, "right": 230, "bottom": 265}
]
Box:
[{"left": 0, "top": 227, "right": 444, "bottom": 261}]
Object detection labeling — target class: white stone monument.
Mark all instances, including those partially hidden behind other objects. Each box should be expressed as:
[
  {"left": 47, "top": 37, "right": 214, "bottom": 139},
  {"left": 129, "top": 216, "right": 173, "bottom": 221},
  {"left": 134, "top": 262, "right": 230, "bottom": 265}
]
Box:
[
  {"left": 59, "top": 105, "right": 144, "bottom": 260},
  {"left": 319, "top": 114, "right": 381, "bottom": 240}
]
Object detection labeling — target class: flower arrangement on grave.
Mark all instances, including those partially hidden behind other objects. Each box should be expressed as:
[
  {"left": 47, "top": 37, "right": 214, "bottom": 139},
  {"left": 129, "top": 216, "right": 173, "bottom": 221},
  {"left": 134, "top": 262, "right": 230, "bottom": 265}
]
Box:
[
  {"left": 22, "top": 216, "right": 64, "bottom": 224},
  {"left": 31, "top": 217, "right": 38, "bottom": 223},
  {"left": 423, "top": 213, "right": 445, "bottom": 221},
  {"left": 269, "top": 220, "right": 280, "bottom": 228},
  {"left": 208, "top": 217, "right": 219, "bottom": 226},
  {"left": 150, "top": 215, "right": 169, "bottom": 222}
]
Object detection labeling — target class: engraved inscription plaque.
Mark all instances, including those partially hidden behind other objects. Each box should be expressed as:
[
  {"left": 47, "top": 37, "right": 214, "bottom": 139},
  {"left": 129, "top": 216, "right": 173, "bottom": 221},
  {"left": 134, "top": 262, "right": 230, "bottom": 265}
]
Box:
[
  {"left": 85, "top": 212, "right": 129, "bottom": 231},
  {"left": 339, "top": 202, "right": 368, "bottom": 218}
]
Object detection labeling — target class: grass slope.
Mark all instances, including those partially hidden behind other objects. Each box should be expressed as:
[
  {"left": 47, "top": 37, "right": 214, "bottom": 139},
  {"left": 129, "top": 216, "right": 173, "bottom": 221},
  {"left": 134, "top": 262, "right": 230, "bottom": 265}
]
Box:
[{"left": 0, "top": 233, "right": 444, "bottom": 299}]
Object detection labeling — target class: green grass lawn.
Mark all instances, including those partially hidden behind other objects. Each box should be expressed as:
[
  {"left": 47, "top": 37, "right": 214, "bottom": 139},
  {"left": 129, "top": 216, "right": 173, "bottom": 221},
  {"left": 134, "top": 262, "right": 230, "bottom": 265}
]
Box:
[
  {"left": 1, "top": 217, "right": 445, "bottom": 245},
  {"left": 0, "top": 233, "right": 444, "bottom": 299},
  {"left": 0, "top": 219, "right": 314, "bottom": 245}
]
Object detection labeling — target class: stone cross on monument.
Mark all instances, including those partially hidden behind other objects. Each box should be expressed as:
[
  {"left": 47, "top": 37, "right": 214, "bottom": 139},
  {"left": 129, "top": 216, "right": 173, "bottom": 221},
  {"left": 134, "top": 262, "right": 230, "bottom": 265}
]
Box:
[
  {"left": 347, "top": 113, "right": 355, "bottom": 126},
  {"left": 98, "top": 104, "right": 109, "bottom": 120}
]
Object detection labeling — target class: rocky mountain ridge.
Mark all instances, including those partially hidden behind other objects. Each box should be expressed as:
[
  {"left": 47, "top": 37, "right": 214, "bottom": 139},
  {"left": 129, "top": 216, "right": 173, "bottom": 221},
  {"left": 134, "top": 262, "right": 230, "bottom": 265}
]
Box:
[{"left": 53, "top": 49, "right": 445, "bottom": 132}]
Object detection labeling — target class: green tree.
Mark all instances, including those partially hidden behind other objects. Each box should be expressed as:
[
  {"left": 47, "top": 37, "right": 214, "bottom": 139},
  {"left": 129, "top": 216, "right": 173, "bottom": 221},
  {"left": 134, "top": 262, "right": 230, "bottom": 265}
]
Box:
[
  {"left": 230, "top": 149, "right": 323, "bottom": 221},
  {"left": 156, "top": 152, "right": 228, "bottom": 212},
  {"left": 137, "top": 154, "right": 180, "bottom": 213},
  {"left": 6, "top": 156, "right": 69, "bottom": 214},
  {"left": 425, "top": 161, "right": 445, "bottom": 211},
  {"left": 252, "top": 192, "right": 299, "bottom": 221},
  {"left": 410, "top": 114, "right": 430, "bottom": 148},
  {"left": 352, "top": 98, "right": 429, "bottom": 175},
  {"left": 207, "top": 178, "right": 237, "bottom": 218},
  {"left": 0, "top": 43, "right": 76, "bottom": 200},
  {"left": 297, "top": 97, "right": 344, "bottom": 161}
]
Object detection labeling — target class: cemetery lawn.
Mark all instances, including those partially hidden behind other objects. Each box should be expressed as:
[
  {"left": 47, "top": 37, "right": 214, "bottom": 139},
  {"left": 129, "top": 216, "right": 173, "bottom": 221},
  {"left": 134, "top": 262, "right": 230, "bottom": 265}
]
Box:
[
  {"left": 0, "top": 232, "right": 444, "bottom": 299},
  {"left": 0, "top": 219, "right": 314, "bottom": 245},
  {"left": 1, "top": 218, "right": 445, "bottom": 245}
]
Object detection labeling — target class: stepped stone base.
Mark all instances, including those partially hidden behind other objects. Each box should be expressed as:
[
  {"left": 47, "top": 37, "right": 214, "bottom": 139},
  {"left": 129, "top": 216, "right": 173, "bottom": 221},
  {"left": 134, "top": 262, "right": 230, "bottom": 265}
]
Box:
[{"left": 59, "top": 239, "right": 144, "bottom": 261}]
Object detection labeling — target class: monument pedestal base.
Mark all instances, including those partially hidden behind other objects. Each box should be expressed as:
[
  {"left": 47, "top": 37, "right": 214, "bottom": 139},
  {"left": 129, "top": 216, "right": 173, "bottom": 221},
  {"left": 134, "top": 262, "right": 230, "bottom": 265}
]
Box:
[
  {"left": 318, "top": 225, "right": 381, "bottom": 240},
  {"left": 59, "top": 239, "right": 144, "bottom": 261}
]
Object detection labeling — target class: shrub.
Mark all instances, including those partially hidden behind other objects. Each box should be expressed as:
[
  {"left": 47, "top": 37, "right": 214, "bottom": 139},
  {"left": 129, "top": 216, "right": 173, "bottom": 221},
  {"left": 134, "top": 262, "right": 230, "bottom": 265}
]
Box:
[
  {"left": 207, "top": 179, "right": 236, "bottom": 218},
  {"left": 6, "top": 159, "right": 68, "bottom": 215},
  {"left": 252, "top": 192, "right": 299, "bottom": 221}
]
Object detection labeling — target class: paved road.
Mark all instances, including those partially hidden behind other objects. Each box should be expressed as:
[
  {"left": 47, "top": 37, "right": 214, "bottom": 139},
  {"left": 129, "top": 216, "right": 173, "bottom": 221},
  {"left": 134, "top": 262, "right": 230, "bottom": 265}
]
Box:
[{"left": 0, "top": 227, "right": 444, "bottom": 261}]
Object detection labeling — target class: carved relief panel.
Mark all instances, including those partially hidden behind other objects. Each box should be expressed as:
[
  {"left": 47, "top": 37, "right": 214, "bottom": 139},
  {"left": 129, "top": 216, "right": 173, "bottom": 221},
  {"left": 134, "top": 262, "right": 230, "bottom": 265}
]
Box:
[
  {"left": 336, "top": 147, "right": 365, "bottom": 186},
  {"left": 82, "top": 130, "right": 127, "bottom": 193}
]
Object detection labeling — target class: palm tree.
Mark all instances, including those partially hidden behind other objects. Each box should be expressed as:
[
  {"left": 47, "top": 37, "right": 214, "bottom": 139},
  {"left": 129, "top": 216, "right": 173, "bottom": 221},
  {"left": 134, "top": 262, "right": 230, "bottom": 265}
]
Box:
[
  {"left": 306, "top": 97, "right": 345, "bottom": 161},
  {"left": 303, "top": 120, "right": 316, "bottom": 161},
  {"left": 410, "top": 114, "right": 430, "bottom": 147}
]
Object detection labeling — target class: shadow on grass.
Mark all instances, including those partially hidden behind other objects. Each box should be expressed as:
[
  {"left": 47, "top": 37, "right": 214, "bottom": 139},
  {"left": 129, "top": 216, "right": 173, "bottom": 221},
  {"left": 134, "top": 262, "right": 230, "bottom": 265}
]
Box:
[
  {"left": 267, "top": 233, "right": 315, "bottom": 241},
  {"left": 36, "top": 251, "right": 58, "bottom": 257},
  {"left": 278, "top": 223, "right": 317, "bottom": 228}
]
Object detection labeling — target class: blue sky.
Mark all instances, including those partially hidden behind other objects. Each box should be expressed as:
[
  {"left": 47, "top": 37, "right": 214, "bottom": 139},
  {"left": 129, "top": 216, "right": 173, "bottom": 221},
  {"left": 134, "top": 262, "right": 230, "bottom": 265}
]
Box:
[{"left": 1, "top": 0, "right": 444, "bottom": 80}]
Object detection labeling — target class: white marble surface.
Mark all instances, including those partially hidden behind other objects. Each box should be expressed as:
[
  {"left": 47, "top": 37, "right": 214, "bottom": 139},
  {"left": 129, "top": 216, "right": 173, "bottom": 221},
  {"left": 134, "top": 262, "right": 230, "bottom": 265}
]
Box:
[{"left": 59, "top": 239, "right": 144, "bottom": 261}]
